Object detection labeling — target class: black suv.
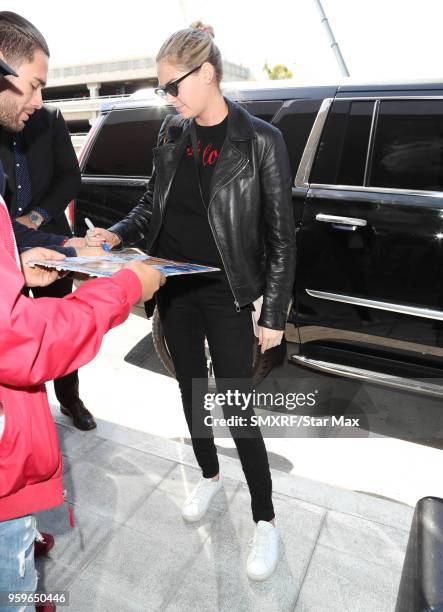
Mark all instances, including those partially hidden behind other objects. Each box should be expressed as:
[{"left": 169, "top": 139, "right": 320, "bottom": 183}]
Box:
[{"left": 72, "top": 81, "right": 443, "bottom": 395}]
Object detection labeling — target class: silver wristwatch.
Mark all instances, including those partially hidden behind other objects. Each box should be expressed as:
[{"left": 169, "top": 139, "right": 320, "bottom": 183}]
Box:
[{"left": 28, "top": 210, "right": 44, "bottom": 228}]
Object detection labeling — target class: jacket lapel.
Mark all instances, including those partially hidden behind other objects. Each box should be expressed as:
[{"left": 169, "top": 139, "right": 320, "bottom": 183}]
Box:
[
  {"left": 208, "top": 140, "right": 248, "bottom": 207},
  {"left": 207, "top": 99, "right": 253, "bottom": 206},
  {"left": 153, "top": 122, "right": 190, "bottom": 210}
]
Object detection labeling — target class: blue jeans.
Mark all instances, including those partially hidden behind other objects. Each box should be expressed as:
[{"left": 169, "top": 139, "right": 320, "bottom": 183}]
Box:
[{"left": 0, "top": 515, "right": 38, "bottom": 612}]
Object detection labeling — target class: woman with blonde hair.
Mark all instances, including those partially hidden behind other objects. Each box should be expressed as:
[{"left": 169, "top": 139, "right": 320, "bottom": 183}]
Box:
[{"left": 87, "top": 22, "right": 295, "bottom": 581}]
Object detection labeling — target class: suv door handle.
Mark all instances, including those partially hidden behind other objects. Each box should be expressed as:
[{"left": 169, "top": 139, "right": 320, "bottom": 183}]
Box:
[{"left": 315, "top": 214, "right": 367, "bottom": 227}]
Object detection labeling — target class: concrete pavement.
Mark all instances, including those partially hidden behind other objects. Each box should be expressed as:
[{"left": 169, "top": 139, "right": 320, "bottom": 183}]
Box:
[{"left": 35, "top": 410, "right": 412, "bottom": 612}]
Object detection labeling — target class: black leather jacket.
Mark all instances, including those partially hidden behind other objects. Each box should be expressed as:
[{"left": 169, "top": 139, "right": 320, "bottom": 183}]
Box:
[{"left": 109, "top": 99, "right": 295, "bottom": 330}]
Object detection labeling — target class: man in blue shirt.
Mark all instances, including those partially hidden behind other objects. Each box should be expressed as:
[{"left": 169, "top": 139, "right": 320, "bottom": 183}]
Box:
[{"left": 0, "top": 12, "right": 96, "bottom": 431}]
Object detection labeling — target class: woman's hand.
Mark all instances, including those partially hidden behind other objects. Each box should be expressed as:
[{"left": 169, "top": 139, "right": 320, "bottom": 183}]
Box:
[
  {"left": 20, "top": 247, "right": 67, "bottom": 288},
  {"left": 74, "top": 246, "right": 110, "bottom": 257},
  {"left": 85, "top": 227, "right": 121, "bottom": 249},
  {"left": 257, "top": 326, "right": 284, "bottom": 354}
]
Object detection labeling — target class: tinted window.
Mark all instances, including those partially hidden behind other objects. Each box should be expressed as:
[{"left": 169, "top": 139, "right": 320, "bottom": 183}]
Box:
[
  {"left": 84, "top": 107, "right": 169, "bottom": 176},
  {"left": 241, "top": 100, "right": 283, "bottom": 125},
  {"left": 274, "top": 99, "right": 322, "bottom": 181},
  {"left": 369, "top": 100, "right": 443, "bottom": 191},
  {"left": 310, "top": 100, "right": 374, "bottom": 186}
]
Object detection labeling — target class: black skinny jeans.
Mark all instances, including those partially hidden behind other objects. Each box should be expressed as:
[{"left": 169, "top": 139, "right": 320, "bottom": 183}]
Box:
[{"left": 156, "top": 274, "right": 274, "bottom": 523}]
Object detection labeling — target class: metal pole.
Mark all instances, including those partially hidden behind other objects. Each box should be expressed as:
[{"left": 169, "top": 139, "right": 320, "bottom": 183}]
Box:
[{"left": 313, "top": 0, "right": 350, "bottom": 77}]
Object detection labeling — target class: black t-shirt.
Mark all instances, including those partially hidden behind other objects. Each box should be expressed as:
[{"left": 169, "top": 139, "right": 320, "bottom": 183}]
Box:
[{"left": 156, "top": 116, "right": 227, "bottom": 269}]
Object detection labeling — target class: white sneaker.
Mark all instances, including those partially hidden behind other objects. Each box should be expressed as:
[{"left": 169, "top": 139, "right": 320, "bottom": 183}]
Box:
[
  {"left": 247, "top": 520, "right": 279, "bottom": 581},
  {"left": 182, "top": 476, "right": 223, "bottom": 522}
]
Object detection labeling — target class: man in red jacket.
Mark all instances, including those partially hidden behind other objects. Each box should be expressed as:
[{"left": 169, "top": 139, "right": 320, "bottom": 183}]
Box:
[{"left": 0, "top": 18, "right": 165, "bottom": 609}]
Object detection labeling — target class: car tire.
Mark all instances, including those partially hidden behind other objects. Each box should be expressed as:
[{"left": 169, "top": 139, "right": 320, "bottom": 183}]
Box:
[{"left": 152, "top": 306, "right": 286, "bottom": 386}]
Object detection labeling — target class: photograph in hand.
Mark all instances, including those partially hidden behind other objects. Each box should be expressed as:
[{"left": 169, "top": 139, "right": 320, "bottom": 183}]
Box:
[{"left": 26, "top": 249, "right": 220, "bottom": 278}]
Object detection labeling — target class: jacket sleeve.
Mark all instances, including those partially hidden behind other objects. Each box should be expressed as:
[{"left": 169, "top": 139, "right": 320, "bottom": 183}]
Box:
[
  {"left": 257, "top": 126, "right": 296, "bottom": 331},
  {"left": 0, "top": 243, "right": 141, "bottom": 388},
  {"left": 35, "top": 109, "right": 81, "bottom": 221},
  {"left": 13, "top": 219, "right": 67, "bottom": 251},
  {"left": 108, "top": 114, "right": 174, "bottom": 246}
]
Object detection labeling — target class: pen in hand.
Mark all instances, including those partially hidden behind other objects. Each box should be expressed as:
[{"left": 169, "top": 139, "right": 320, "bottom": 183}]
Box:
[{"left": 84, "top": 217, "right": 110, "bottom": 252}]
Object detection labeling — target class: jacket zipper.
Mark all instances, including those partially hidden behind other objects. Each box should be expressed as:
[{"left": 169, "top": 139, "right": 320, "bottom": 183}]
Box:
[
  {"left": 205, "top": 159, "right": 249, "bottom": 313},
  {"left": 207, "top": 211, "right": 240, "bottom": 312}
]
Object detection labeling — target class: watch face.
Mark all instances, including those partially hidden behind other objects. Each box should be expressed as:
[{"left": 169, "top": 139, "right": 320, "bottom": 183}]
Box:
[{"left": 29, "top": 212, "right": 41, "bottom": 225}]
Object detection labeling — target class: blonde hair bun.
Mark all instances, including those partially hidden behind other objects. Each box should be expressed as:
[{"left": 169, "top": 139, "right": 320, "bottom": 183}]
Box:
[
  {"left": 157, "top": 23, "right": 223, "bottom": 83},
  {"left": 190, "top": 21, "right": 215, "bottom": 38}
]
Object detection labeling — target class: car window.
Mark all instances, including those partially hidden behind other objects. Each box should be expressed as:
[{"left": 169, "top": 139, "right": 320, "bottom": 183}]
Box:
[
  {"left": 369, "top": 99, "right": 443, "bottom": 191},
  {"left": 241, "top": 100, "right": 283, "bottom": 125},
  {"left": 83, "top": 107, "right": 168, "bottom": 177},
  {"left": 273, "top": 99, "right": 322, "bottom": 181},
  {"left": 310, "top": 100, "right": 374, "bottom": 186}
]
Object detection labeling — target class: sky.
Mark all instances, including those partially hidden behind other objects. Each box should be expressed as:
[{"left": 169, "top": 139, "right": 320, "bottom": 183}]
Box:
[{"left": 7, "top": 0, "right": 443, "bottom": 84}]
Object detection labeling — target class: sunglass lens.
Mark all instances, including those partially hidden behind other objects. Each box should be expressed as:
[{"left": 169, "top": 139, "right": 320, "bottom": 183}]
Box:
[{"left": 166, "top": 83, "right": 179, "bottom": 97}]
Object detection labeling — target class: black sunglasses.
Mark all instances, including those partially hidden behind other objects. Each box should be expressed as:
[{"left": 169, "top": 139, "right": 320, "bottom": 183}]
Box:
[{"left": 154, "top": 64, "right": 202, "bottom": 99}]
